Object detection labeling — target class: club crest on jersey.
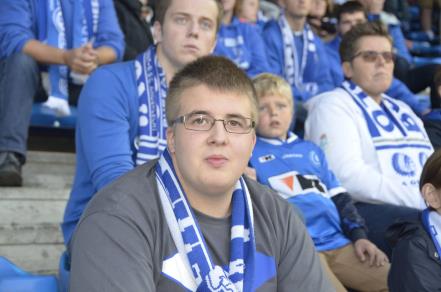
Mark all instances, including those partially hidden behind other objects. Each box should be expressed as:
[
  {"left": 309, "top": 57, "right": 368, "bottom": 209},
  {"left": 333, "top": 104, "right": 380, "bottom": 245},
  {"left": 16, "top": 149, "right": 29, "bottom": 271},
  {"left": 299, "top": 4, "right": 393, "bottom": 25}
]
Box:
[
  {"left": 309, "top": 151, "right": 320, "bottom": 167},
  {"left": 258, "top": 154, "right": 275, "bottom": 163}
]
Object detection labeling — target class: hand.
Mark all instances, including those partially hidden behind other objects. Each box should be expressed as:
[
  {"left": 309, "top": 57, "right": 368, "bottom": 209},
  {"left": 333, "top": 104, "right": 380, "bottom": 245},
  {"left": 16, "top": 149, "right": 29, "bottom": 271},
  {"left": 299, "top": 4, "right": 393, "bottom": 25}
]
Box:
[
  {"left": 244, "top": 167, "right": 257, "bottom": 180},
  {"left": 354, "top": 239, "right": 389, "bottom": 267},
  {"left": 63, "top": 43, "right": 99, "bottom": 74}
]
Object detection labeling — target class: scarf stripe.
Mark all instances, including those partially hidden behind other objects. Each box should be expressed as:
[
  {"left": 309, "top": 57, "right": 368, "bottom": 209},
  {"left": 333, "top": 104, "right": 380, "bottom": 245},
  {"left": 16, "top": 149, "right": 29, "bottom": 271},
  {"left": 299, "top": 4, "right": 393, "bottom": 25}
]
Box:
[
  {"left": 156, "top": 149, "right": 255, "bottom": 291},
  {"left": 278, "top": 13, "right": 318, "bottom": 99},
  {"left": 46, "top": 0, "right": 98, "bottom": 101},
  {"left": 422, "top": 208, "right": 441, "bottom": 264},
  {"left": 342, "top": 81, "right": 433, "bottom": 208},
  {"left": 135, "top": 46, "right": 168, "bottom": 165}
]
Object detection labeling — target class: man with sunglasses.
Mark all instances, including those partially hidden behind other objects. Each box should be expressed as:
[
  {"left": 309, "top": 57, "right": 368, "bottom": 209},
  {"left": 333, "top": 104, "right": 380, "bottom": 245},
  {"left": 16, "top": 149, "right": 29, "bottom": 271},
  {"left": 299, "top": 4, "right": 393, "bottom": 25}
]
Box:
[
  {"left": 323, "top": 1, "right": 430, "bottom": 116},
  {"left": 69, "top": 56, "right": 332, "bottom": 291},
  {"left": 305, "top": 22, "right": 434, "bottom": 258}
]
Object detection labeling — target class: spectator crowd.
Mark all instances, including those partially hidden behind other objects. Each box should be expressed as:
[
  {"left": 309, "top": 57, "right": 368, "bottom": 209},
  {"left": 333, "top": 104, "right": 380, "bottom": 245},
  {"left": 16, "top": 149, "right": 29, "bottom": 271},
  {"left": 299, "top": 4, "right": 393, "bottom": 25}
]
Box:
[{"left": 1, "top": 0, "right": 441, "bottom": 291}]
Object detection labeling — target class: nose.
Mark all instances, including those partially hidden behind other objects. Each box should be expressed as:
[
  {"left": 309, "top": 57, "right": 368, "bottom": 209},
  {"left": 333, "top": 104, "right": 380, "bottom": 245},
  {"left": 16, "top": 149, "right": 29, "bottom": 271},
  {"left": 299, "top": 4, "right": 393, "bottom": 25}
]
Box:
[
  {"left": 207, "top": 120, "right": 228, "bottom": 145},
  {"left": 268, "top": 104, "right": 278, "bottom": 116},
  {"left": 187, "top": 19, "right": 199, "bottom": 38},
  {"left": 375, "top": 54, "right": 387, "bottom": 66}
]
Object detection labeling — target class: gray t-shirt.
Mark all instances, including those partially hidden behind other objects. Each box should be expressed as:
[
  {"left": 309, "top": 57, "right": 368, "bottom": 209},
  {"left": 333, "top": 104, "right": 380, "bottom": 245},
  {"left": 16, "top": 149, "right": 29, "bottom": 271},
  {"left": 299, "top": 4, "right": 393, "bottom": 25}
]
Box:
[{"left": 69, "top": 160, "right": 334, "bottom": 291}]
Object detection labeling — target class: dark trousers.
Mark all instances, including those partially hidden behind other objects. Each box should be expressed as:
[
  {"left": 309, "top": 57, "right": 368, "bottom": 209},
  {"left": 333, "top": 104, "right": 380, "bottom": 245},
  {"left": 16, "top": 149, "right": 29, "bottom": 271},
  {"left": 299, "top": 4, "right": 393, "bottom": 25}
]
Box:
[
  {"left": 0, "top": 53, "right": 39, "bottom": 159},
  {"left": 355, "top": 202, "right": 421, "bottom": 259},
  {"left": 0, "top": 53, "right": 82, "bottom": 160}
]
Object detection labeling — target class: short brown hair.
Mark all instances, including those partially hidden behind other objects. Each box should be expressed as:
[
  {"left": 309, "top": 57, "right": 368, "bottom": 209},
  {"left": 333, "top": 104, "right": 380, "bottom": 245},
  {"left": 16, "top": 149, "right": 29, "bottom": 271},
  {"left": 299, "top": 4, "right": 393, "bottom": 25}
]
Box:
[
  {"left": 420, "top": 149, "right": 441, "bottom": 190},
  {"left": 166, "top": 56, "right": 258, "bottom": 124},
  {"left": 339, "top": 21, "right": 393, "bottom": 62},
  {"left": 155, "top": 0, "right": 224, "bottom": 32},
  {"left": 252, "top": 73, "right": 294, "bottom": 109}
]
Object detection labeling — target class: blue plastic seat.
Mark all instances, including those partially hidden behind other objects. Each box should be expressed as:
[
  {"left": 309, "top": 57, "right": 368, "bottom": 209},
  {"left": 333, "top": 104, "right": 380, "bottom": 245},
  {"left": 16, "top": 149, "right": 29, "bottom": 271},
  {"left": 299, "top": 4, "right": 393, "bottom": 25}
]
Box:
[
  {"left": 30, "top": 103, "right": 77, "bottom": 129},
  {"left": 0, "top": 256, "right": 58, "bottom": 292}
]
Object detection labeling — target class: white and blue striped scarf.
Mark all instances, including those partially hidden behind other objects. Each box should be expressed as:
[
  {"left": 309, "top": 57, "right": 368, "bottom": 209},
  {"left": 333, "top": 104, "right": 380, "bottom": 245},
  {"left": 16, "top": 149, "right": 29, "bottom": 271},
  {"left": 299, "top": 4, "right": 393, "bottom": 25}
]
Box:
[
  {"left": 45, "top": 0, "right": 99, "bottom": 107},
  {"left": 422, "top": 208, "right": 441, "bottom": 265},
  {"left": 342, "top": 80, "right": 433, "bottom": 208},
  {"left": 156, "top": 149, "right": 256, "bottom": 292},
  {"left": 134, "top": 46, "right": 168, "bottom": 165},
  {"left": 278, "top": 13, "right": 318, "bottom": 99}
]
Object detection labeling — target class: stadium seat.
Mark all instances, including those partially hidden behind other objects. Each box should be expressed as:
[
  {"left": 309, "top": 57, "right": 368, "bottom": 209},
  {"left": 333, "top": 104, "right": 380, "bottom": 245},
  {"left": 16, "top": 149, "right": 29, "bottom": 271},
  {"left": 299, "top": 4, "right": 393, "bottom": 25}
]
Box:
[{"left": 0, "top": 256, "right": 58, "bottom": 292}]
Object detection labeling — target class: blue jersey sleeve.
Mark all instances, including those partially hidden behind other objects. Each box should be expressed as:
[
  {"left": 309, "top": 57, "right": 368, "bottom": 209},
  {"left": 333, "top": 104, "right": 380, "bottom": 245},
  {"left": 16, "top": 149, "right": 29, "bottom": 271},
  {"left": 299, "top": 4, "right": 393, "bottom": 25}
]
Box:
[
  {"left": 76, "top": 63, "right": 137, "bottom": 191},
  {"left": 0, "top": 0, "right": 36, "bottom": 59},
  {"left": 386, "top": 78, "right": 429, "bottom": 115},
  {"left": 94, "top": 0, "right": 125, "bottom": 61}
]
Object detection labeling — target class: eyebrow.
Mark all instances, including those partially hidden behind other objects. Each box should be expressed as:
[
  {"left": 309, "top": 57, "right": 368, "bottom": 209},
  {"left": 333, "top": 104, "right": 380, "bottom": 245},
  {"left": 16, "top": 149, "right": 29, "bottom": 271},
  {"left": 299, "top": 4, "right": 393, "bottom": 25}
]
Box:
[{"left": 187, "top": 111, "right": 249, "bottom": 119}]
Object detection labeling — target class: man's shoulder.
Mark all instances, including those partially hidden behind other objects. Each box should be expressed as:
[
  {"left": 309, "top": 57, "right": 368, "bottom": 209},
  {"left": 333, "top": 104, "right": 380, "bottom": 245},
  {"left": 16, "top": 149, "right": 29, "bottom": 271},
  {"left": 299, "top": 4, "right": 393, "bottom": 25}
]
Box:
[
  {"left": 245, "top": 177, "right": 294, "bottom": 217},
  {"left": 263, "top": 19, "right": 280, "bottom": 34},
  {"left": 80, "top": 160, "right": 159, "bottom": 220},
  {"left": 306, "top": 87, "right": 351, "bottom": 111}
]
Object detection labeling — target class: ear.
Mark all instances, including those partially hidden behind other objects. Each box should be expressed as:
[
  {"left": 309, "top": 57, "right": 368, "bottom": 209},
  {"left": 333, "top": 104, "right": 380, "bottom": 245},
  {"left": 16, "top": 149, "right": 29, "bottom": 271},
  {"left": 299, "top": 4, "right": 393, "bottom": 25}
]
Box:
[
  {"left": 421, "top": 183, "right": 437, "bottom": 207},
  {"left": 342, "top": 61, "right": 353, "bottom": 79},
  {"left": 153, "top": 21, "right": 163, "bottom": 45},
  {"left": 166, "top": 127, "right": 176, "bottom": 153}
]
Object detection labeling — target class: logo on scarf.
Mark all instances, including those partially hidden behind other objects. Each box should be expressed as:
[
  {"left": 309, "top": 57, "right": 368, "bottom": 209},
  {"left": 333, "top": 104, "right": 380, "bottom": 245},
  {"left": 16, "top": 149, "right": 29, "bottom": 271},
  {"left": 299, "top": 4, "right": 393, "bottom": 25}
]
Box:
[
  {"left": 206, "top": 266, "right": 236, "bottom": 292},
  {"left": 392, "top": 153, "right": 416, "bottom": 177}
]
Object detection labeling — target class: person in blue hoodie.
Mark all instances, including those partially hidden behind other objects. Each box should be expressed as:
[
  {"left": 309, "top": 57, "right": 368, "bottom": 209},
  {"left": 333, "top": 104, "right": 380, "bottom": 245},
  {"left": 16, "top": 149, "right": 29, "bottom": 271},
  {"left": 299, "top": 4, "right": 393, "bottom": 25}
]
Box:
[
  {"left": 249, "top": 73, "right": 389, "bottom": 292},
  {"left": 62, "top": 0, "right": 221, "bottom": 245},
  {"left": 263, "top": 0, "right": 334, "bottom": 125},
  {"left": 213, "top": 0, "right": 270, "bottom": 76},
  {"left": 326, "top": 1, "right": 430, "bottom": 116},
  {"left": 0, "top": 0, "right": 124, "bottom": 186}
]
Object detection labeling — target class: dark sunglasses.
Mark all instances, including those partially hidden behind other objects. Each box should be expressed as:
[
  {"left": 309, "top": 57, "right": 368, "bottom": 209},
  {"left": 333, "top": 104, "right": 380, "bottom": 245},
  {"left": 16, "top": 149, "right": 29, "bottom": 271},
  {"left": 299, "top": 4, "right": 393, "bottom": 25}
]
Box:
[{"left": 351, "top": 50, "right": 396, "bottom": 63}]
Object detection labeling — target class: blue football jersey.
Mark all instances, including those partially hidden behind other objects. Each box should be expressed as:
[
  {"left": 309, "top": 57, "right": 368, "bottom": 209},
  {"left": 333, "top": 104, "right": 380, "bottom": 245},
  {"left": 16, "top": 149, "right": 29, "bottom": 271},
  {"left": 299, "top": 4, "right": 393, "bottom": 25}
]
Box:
[{"left": 250, "top": 133, "right": 350, "bottom": 251}]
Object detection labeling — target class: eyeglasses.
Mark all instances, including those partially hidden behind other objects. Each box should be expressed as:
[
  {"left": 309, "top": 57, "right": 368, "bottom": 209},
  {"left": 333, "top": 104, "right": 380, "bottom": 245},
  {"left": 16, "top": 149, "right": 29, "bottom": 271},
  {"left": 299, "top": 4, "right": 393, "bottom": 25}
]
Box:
[
  {"left": 172, "top": 113, "right": 255, "bottom": 134},
  {"left": 351, "top": 50, "right": 396, "bottom": 63}
]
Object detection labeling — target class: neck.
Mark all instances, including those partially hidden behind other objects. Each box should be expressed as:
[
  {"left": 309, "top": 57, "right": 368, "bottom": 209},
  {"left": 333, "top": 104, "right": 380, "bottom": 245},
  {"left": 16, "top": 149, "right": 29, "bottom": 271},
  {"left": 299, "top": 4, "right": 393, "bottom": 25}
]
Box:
[
  {"left": 156, "top": 45, "right": 179, "bottom": 84},
  {"left": 223, "top": 10, "right": 233, "bottom": 25},
  {"left": 285, "top": 14, "right": 306, "bottom": 32},
  {"left": 187, "top": 190, "right": 233, "bottom": 218}
]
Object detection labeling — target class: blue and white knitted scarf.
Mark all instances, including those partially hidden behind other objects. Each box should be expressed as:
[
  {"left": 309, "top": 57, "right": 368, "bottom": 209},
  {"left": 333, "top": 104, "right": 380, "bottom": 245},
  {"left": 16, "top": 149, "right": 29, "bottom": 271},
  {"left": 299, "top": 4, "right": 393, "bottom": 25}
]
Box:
[
  {"left": 278, "top": 13, "right": 318, "bottom": 99},
  {"left": 156, "top": 149, "right": 256, "bottom": 292},
  {"left": 45, "top": 0, "right": 99, "bottom": 104},
  {"left": 342, "top": 80, "right": 433, "bottom": 208},
  {"left": 422, "top": 208, "right": 441, "bottom": 264},
  {"left": 134, "top": 46, "right": 168, "bottom": 165}
]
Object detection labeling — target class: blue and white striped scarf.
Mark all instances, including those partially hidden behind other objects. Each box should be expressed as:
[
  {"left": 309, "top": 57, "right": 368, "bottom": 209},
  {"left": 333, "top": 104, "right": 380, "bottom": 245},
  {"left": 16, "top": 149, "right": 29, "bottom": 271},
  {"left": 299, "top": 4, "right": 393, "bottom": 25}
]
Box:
[
  {"left": 278, "top": 13, "right": 319, "bottom": 99},
  {"left": 45, "top": 0, "right": 99, "bottom": 105},
  {"left": 156, "top": 149, "right": 256, "bottom": 292},
  {"left": 134, "top": 46, "right": 168, "bottom": 165},
  {"left": 422, "top": 208, "right": 441, "bottom": 266},
  {"left": 342, "top": 80, "right": 433, "bottom": 208}
]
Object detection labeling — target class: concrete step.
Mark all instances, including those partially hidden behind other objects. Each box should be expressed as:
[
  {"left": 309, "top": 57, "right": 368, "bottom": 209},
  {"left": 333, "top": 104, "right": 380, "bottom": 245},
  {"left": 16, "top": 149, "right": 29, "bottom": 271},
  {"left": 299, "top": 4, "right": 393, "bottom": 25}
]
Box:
[
  {"left": 0, "top": 244, "right": 65, "bottom": 274},
  {"left": 0, "top": 188, "right": 69, "bottom": 200},
  {"left": 26, "top": 151, "right": 75, "bottom": 165},
  {"left": 0, "top": 223, "right": 62, "bottom": 245},
  {"left": 0, "top": 150, "right": 74, "bottom": 274}
]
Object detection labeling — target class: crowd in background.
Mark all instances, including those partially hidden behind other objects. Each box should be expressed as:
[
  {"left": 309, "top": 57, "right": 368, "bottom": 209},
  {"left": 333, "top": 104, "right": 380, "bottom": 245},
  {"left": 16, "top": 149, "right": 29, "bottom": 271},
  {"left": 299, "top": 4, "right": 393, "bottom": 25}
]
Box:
[{"left": 1, "top": 0, "right": 441, "bottom": 291}]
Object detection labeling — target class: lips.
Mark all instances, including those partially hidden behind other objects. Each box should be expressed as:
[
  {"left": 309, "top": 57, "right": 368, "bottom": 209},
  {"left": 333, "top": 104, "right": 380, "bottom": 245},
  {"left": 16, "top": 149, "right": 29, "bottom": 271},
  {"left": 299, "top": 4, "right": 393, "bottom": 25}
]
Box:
[
  {"left": 183, "top": 44, "right": 200, "bottom": 54},
  {"left": 206, "top": 155, "right": 228, "bottom": 168},
  {"left": 270, "top": 120, "right": 280, "bottom": 127}
]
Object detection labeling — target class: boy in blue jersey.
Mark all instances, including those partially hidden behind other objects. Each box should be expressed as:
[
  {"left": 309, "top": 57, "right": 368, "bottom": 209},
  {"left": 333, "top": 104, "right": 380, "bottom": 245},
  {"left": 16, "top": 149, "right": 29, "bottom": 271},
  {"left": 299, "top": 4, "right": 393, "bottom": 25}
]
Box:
[{"left": 249, "top": 73, "right": 389, "bottom": 292}]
